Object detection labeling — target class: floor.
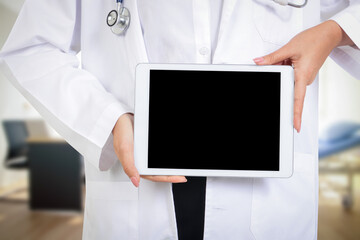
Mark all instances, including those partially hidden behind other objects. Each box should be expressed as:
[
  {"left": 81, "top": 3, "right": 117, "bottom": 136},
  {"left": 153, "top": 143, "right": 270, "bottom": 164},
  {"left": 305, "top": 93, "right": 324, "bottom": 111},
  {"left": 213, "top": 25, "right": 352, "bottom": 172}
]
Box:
[
  {"left": 318, "top": 205, "right": 360, "bottom": 240},
  {"left": 317, "top": 174, "right": 360, "bottom": 240},
  {"left": 0, "top": 201, "right": 83, "bottom": 240},
  {"left": 0, "top": 176, "right": 359, "bottom": 240},
  {"left": 0, "top": 180, "right": 83, "bottom": 240}
]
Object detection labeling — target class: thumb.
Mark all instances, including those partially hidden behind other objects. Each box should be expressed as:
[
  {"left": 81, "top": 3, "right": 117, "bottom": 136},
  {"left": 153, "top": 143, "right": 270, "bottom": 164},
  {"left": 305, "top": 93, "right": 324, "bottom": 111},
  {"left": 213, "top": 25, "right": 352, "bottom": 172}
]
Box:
[{"left": 253, "top": 45, "right": 291, "bottom": 65}]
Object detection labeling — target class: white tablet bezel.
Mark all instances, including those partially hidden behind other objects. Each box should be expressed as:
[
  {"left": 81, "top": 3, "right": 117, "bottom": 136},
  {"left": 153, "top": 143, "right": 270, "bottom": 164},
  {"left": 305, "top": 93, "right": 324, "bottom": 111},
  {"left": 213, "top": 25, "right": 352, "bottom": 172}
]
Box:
[{"left": 134, "top": 63, "right": 294, "bottom": 178}]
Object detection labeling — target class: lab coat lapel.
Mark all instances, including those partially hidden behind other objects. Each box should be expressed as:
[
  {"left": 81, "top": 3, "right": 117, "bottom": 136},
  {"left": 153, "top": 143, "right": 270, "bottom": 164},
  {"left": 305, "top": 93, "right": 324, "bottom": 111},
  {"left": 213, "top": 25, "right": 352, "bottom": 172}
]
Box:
[
  {"left": 217, "top": 0, "right": 237, "bottom": 42},
  {"left": 213, "top": 0, "right": 237, "bottom": 63},
  {"left": 122, "top": 1, "right": 178, "bottom": 239},
  {"left": 123, "top": 0, "right": 148, "bottom": 80}
]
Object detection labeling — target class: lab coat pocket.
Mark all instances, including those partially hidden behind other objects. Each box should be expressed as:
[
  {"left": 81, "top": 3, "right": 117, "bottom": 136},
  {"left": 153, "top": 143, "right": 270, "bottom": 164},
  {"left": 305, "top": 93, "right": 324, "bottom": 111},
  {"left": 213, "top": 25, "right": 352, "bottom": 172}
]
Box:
[
  {"left": 252, "top": 0, "right": 303, "bottom": 46},
  {"left": 250, "top": 153, "right": 316, "bottom": 240},
  {"left": 84, "top": 181, "right": 139, "bottom": 240}
]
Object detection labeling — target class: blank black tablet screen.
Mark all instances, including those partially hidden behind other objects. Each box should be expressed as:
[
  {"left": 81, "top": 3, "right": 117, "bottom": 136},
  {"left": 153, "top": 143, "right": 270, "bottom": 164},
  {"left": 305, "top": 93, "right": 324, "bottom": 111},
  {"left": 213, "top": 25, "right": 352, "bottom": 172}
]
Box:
[{"left": 148, "top": 70, "right": 280, "bottom": 171}]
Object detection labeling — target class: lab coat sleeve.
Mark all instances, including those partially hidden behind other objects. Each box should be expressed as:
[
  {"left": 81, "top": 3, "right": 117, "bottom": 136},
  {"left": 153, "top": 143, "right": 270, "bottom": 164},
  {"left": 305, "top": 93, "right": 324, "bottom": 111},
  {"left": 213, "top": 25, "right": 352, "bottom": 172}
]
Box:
[
  {"left": 0, "top": 0, "right": 127, "bottom": 171},
  {"left": 322, "top": 0, "right": 360, "bottom": 79}
]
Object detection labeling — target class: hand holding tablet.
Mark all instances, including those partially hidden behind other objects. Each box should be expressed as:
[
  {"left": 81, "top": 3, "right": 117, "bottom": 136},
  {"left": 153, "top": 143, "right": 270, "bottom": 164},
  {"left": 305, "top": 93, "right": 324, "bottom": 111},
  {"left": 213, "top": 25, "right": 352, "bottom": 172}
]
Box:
[
  {"left": 134, "top": 63, "right": 294, "bottom": 178},
  {"left": 112, "top": 113, "right": 188, "bottom": 187}
]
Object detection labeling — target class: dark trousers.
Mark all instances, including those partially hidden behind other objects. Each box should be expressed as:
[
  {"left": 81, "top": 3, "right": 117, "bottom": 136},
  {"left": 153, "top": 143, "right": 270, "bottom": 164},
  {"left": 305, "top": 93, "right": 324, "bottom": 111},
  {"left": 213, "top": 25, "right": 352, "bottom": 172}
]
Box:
[{"left": 172, "top": 177, "right": 207, "bottom": 240}]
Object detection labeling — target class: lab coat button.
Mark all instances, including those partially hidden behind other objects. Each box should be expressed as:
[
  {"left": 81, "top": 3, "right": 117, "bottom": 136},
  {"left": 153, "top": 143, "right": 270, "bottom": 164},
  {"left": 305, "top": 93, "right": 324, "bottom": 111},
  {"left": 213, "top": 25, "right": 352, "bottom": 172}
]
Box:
[{"left": 199, "top": 47, "right": 210, "bottom": 56}]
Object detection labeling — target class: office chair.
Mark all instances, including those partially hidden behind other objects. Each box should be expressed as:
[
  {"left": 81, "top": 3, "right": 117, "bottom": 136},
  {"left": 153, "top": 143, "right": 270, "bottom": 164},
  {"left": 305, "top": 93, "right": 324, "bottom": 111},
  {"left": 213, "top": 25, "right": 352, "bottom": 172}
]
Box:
[
  {"left": 0, "top": 120, "right": 29, "bottom": 202},
  {"left": 2, "top": 120, "right": 29, "bottom": 169}
]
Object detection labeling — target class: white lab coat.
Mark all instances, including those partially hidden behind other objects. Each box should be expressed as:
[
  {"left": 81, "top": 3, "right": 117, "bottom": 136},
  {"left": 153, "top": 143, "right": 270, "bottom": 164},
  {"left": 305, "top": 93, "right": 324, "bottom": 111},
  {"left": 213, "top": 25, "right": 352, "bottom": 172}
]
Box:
[{"left": 1, "top": 0, "right": 360, "bottom": 239}]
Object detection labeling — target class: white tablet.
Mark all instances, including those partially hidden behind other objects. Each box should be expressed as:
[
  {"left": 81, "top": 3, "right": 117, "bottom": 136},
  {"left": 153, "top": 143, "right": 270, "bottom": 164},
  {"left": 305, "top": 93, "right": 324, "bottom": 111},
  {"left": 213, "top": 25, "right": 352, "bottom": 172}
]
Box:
[{"left": 134, "top": 63, "right": 294, "bottom": 178}]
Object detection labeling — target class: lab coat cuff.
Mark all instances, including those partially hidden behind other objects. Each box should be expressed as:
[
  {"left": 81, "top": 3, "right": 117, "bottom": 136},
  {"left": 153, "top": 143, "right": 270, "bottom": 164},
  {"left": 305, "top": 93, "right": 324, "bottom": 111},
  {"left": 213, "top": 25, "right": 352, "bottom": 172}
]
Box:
[
  {"left": 330, "top": 12, "right": 360, "bottom": 49},
  {"left": 329, "top": 12, "right": 360, "bottom": 80},
  {"left": 88, "top": 101, "right": 132, "bottom": 171}
]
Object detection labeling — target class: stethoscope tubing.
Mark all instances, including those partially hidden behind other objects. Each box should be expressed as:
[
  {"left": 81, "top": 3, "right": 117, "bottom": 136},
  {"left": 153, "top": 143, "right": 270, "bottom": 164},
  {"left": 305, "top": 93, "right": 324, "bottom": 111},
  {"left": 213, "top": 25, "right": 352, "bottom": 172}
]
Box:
[{"left": 108, "top": 0, "right": 308, "bottom": 35}]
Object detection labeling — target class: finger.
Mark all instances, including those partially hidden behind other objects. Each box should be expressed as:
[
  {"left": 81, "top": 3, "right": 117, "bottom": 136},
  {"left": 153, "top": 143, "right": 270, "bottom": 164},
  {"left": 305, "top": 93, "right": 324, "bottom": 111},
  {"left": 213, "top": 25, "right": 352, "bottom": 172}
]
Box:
[
  {"left": 283, "top": 59, "right": 293, "bottom": 66},
  {"left": 113, "top": 114, "right": 140, "bottom": 187},
  {"left": 274, "top": 61, "right": 284, "bottom": 66},
  {"left": 141, "top": 175, "right": 188, "bottom": 183},
  {"left": 293, "top": 69, "right": 307, "bottom": 133},
  {"left": 274, "top": 60, "right": 292, "bottom": 66},
  {"left": 117, "top": 144, "right": 140, "bottom": 187},
  {"left": 253, "top": 45, "right": 292, "bottom": 66}
]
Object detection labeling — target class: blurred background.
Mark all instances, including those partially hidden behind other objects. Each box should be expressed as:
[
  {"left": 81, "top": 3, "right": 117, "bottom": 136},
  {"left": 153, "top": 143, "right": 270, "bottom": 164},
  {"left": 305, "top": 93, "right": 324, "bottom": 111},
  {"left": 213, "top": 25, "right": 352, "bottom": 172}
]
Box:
[
  {"left": 0, "top": 0, "right": 359, "bottom": 239},
  {"left": 0, "top": 1, "right": 83, "bottom": 239}
]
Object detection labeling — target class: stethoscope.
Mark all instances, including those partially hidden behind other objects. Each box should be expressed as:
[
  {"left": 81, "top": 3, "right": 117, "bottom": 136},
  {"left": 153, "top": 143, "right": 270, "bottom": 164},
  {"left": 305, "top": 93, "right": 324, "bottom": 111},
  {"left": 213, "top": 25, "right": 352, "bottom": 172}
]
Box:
[
  {"left": 106, "top": 0, "right": 130, "bottom": 35},
  {"left": 106, "top": 0, "right": 308, "bottom": 36},
  {"left": 273, "top": 0, "right": 308, "bottom": 8}
]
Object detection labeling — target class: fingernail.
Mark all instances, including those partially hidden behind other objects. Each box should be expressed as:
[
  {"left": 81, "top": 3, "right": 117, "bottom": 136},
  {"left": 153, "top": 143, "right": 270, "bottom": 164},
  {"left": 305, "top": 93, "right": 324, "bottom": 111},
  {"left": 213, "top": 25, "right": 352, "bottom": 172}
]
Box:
[
  {"left": 253, "top": 57, "right": 264, "bottom": 64},
  {"left": 130, "top": 177, "right": 139, "bottom": 188},
  {"left": 175, "top": 177, "right": 187, "bottom": 183}
]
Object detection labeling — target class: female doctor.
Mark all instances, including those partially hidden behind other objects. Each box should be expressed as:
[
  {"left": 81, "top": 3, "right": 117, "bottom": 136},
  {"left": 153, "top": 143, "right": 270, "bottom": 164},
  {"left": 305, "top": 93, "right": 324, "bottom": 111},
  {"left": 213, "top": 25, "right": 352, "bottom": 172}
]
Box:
[{"left": 0, "top": 0, "right": 359, "bottom": 239}]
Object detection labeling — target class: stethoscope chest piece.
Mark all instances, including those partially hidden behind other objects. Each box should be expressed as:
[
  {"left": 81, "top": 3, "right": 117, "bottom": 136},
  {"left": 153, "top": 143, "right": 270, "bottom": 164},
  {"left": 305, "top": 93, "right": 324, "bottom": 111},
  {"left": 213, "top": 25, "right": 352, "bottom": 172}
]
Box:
[
  {"left": 107, "top": 10, "right": 118, "bottom": 27},
  {"left": 107, "top": 1, "right": 130, "bottom": 35}
]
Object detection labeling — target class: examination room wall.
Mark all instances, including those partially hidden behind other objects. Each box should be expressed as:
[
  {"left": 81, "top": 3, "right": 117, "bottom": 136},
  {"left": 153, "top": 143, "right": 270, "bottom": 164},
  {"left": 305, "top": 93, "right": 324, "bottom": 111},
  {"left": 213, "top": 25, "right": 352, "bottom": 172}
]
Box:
[
  {"left": 0, "top": 0, "right": 360, "bottom": 239},
  {"left": 319, "top": 60, "right": 360, "bottom": 127}
]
